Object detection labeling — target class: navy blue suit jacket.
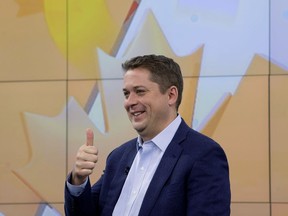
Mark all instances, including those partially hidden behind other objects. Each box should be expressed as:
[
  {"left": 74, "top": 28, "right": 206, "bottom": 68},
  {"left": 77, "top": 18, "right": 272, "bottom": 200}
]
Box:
[{"left": 65, "top": 120, "right": 231, "bottom": 215}]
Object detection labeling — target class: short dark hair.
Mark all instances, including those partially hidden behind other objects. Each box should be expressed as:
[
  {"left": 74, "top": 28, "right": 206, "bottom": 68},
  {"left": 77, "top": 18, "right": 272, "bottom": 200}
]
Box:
[{"left": 122, "top": 54, "right": 183, "bottom": 110}]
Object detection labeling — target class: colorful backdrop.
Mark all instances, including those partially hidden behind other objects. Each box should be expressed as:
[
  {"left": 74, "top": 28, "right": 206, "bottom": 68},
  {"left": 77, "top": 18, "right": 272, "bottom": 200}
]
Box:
[{"left": 0, "top": 0, "right": 287, "bottom": 215}]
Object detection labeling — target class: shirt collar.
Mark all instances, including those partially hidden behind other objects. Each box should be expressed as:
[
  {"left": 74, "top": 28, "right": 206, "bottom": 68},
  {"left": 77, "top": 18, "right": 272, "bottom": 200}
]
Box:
[{"left": 136, "top": 115, "right": 182, "bottom": 152}]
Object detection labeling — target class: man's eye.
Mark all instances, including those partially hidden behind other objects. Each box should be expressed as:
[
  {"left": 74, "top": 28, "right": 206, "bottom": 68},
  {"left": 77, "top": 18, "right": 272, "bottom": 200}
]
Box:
[
  {"left": 136, "top": 89, "right": 145, "bottom": 94},
  {"left": 123, "top": 92, "right": 129, "bottom": 98}
]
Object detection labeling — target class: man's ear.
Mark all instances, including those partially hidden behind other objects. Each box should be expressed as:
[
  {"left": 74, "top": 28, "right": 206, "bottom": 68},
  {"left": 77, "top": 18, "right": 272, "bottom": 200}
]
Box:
[{"left": 168, "top": 86, "right": 178, "bottom": 106}]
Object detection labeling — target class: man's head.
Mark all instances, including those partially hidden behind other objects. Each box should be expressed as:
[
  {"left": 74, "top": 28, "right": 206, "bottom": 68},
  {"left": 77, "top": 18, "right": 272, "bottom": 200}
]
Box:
[
  {"left": 122, "top": 54, "right": 183, "bottom": 110},
  {"left": 122, "top": 55, "right": 183, "bottom": 141}
]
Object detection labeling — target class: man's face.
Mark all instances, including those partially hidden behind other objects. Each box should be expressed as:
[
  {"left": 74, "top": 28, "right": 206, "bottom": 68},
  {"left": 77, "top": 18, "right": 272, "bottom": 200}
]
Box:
[{"left": 123, "top": 68, "right": 175, "bottom": 141}]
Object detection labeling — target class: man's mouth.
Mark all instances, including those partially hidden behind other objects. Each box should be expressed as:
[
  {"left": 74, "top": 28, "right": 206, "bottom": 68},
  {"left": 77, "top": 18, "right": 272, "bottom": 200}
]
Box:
[{"left": 131, "top": 111, "right": 144, "bottom": 117}]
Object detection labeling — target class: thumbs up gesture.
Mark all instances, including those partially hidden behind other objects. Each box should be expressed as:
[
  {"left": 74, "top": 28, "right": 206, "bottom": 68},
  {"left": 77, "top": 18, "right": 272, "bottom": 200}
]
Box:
[{"left": 72, "top": 128, "right": 98, "bottom": 185}]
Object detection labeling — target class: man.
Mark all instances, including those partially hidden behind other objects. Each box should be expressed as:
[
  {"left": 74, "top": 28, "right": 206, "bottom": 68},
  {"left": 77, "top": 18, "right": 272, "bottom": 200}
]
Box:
[{"left": 65, "top": 55, "right": 231, "bottom": 215}]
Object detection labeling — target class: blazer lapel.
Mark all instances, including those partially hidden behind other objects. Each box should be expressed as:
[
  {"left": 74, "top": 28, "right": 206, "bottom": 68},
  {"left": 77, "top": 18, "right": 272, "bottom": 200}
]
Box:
[
  {"left": 103, "top": 141, "right": 138, "bottom": 214},
  {"left": 139, "top": 121, "right": 189, "bottom": 216}
]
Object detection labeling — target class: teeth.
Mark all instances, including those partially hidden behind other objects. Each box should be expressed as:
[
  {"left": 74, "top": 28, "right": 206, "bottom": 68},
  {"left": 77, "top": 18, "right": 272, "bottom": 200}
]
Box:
[{"left": 133, "top": 112, "right": 141, "bottom": 116}]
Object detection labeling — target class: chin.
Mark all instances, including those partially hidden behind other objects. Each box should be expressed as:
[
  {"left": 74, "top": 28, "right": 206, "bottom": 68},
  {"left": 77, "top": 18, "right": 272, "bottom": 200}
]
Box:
[
  {"left": 133, "top": 124, "right": 145, "bottom": 134},
  {"left": 134, "top": 126, "right": 144, "bottom": 133}
]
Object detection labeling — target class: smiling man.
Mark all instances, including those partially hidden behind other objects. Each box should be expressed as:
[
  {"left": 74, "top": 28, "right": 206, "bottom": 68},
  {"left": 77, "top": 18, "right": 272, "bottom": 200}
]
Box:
[{"left": 65, "top": 55, "right": 231, "bottom": 216}]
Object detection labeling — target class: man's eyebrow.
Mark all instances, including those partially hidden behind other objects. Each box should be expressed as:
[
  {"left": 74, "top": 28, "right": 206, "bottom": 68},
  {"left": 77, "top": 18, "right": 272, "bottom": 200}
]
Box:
[
  {"left": 133, "top": 86, "right": 146, "bottom": 89},
  {"left": 123, "top": 86, "right": 145, "bottom": 91}
]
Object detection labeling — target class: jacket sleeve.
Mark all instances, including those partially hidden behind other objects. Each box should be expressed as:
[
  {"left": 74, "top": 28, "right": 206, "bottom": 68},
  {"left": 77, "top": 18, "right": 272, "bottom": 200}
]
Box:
[
  {"left": 187, "top": 144, "right": 231, "bottom": 215},
  {"left": 64, "top": 174, "right": 102, "bottom": 216}
]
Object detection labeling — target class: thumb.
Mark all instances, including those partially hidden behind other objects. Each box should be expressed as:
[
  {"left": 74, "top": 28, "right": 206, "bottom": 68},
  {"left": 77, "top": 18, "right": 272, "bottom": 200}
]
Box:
[{"left": 86, "top": 128, "right": 94, "bottom": 146}]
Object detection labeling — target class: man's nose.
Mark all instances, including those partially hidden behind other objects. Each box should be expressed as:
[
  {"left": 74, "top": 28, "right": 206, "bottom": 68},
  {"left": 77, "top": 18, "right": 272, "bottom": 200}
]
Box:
[{"left": 125, "top": 92, "right": 137, "bottom": 107}]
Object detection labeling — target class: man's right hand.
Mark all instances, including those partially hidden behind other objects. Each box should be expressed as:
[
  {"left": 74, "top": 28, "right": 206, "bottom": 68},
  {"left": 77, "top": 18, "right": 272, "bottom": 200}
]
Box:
[{"left": 71, "top": 128, "right": 98, "bottom": 185}]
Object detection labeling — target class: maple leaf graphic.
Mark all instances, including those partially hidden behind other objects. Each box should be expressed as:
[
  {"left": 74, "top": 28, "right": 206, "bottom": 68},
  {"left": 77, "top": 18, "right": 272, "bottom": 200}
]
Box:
[{"left": 12, "top": 11, "right": 219, "bottom": 213}]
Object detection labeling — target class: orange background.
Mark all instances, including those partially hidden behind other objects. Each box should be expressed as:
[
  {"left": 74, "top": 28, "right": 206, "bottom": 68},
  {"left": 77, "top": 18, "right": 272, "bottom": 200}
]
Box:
[{"left": 0, "top": 0, "right": 287, "bottom": 215}]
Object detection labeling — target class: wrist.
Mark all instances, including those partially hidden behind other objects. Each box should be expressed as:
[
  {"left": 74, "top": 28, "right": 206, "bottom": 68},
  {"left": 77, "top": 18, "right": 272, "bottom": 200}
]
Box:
[{"left": 71, "top": 172, "right": 87, "bottom": 185}]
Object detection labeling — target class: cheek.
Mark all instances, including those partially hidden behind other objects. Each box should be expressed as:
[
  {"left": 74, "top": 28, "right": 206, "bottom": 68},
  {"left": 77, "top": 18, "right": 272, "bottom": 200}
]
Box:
[{"left": 123, "top": 101, "right": 129, "bottom": 110}]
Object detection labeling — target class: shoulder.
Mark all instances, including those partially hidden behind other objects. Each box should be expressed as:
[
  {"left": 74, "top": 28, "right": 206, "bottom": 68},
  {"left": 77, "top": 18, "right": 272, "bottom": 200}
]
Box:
[
  {"left": 106, "top": 138, "right": 137, "bottom": 161},
  {"left": 112, "top": 138, "right": 137, "bottom": 153},
  {"left": 176, "top": 119, "right": 226, "bottom": 158}
]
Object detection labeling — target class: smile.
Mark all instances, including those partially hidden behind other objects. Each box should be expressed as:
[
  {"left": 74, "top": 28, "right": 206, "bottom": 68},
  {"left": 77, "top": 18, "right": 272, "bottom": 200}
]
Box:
[{"left": 132, "top": 111, "right": 144, "bottom": 116}]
